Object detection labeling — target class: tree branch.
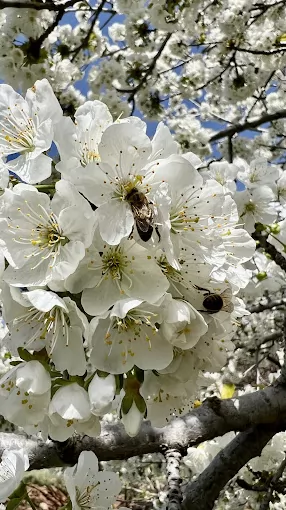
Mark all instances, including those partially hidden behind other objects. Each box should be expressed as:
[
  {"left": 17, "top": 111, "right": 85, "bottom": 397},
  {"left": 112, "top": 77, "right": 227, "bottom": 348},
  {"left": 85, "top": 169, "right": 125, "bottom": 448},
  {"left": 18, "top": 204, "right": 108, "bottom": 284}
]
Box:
[
  {"left": 117, "top": 33, "right": 172, "bottom": 100},
  {"left": 164, "top": 448, "right": 182, "bottom": 510},
  {"left": 0, "top": 0, "right": 78, "bottom": 10},
  {"left": 182, "top": 422, "right": 285, "bottom": 510},
  {"left": 209, "top": 109, "right": 286, "bottom": 142},
  {"left": 70, "top": 0, "right": 106, "bottom": 61},
  {"left": 0, "top": 383, "right": 285, "bottom": 470},
  {"left": 259, "top": 453, "right": 286, "bottom": 510},
  {"left": 247, "top": 299, "right": 286, "bottom": 314},
  {"left": 252, "top": 231, "right": 286, "bottom": 273}
]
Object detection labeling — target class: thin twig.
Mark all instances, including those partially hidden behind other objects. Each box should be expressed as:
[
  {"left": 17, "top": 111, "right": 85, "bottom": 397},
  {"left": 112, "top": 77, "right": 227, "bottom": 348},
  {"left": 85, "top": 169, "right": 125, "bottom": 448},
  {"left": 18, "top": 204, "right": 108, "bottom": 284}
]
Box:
[
  {"left": 259, "top": 454, "right": 286, "bottom": 510},
  {"left": 71, "top": 0, "right": 107, "bottom": 62}
]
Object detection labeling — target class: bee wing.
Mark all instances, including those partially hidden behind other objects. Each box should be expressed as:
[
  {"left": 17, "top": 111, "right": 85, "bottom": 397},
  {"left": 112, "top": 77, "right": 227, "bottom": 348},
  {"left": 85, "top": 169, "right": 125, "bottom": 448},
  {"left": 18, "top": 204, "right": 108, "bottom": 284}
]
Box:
[
  {"left": 222, "top": 302, "right": 234, "bottom": 313},
  {"left": 221, "top": 287, "right": 234, "bottom": 313},
  {"left": 221, "top": 287, "right": 232, "bottom": 300}
]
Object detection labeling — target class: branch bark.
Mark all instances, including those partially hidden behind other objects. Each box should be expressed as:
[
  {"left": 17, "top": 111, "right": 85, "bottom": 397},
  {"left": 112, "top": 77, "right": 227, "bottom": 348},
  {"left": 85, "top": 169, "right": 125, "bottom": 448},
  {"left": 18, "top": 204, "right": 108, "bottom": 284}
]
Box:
[
  {"left": 248, "top": 299, "right": 286, "bottom": 314},
  {"left": 252, "top": 231, "right": 286, "bottom": 273},
  {"left": 259, "top": 453, "right": 286, "bottom": 510},
  {"left": 165, "top": 448, "right": 182, "bottom": 510},
  {"left": 0, "top": 0, "right": 77, "bottom": 10},
  {"left": 209, "top": 109, "right": 286, "bottom": 142},
  {"left": 0, "top": 383, "right": 285, "bottom": 470},
  {"left": 182, "top": 422, "right": 285, "bottom": 510}
]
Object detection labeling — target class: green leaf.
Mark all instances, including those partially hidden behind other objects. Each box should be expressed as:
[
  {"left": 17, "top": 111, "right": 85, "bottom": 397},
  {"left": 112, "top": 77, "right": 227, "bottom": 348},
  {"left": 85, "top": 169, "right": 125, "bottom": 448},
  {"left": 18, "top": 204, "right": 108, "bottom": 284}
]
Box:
[
  {"left": 134, "top": 366, "right": 144, "bottom": 384},
  {"left": 9, "top": 482, "right": 27, "bottom": 500},
  {"left": 17, "top": 348, "right": 33, "bottom": 362},
  {"left": 134, "top": 394, "right": 146, "bottom": 414},
  {"left": 96, "top": 370, "right": 110, "bottom": 378},
  {"left": 7, "top": 498, "right": 24, "bottom": 510},
  {"left": 115, "top": 374, "right": 124, "bottom": 395},
  {"left": 121, "top": 393, "right": 134, "bottom": 415}
]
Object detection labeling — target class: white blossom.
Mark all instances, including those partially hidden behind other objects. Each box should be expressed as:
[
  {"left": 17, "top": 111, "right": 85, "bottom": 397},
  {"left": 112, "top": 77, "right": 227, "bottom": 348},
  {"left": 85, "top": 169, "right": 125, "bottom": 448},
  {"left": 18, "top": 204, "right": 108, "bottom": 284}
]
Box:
[
  {"left": 0, "top": 181, "right": 95, "bottom": 286},
  {"left": 89, "top": 298, "right": 173, "bottom": 374},
  {"left": 49, "top": 384, "right": 100, "bottom": 441},
  {"left": 64, "top": 450, "right": 121, "bottom": 510},
  {"left": 0, "top": 78, "right": 62, "bottom": 183},
  {"left": 0, "top": 449, "right": 29, "bottom": 502}
]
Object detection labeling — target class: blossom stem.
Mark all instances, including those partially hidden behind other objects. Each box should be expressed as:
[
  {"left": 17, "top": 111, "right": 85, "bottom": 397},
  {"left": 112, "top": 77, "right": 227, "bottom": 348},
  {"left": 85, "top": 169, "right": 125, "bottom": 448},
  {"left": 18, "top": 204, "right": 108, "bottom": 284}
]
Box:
[{"left": 26, "top": 493, "right": 38, "bottom": 510}]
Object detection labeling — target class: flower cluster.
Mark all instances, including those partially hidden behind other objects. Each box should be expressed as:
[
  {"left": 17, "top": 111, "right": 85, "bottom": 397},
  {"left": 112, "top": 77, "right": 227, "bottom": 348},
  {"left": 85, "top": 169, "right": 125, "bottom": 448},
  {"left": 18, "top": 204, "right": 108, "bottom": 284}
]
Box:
[
  {"left": 0, "top": 1, "right": 285, "bottom": 159},
  {"left": 0, "top": 79, "right": 257, "bottom": 440}
]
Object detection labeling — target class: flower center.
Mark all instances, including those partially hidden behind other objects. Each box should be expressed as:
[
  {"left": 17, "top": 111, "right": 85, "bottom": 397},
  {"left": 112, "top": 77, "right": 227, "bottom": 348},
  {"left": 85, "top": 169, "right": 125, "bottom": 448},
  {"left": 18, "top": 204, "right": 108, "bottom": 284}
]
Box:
[
  {"left": 10, "top": 201, "right": 70, "bottom": 271},
  {"left": 105, "top": 309, "right": 158, "bottom": 345},
  {"left": 79, "top": 143, "right": 100, "bottom": 166},
  {"left": 170, "top": 204, "right": 200, "bottom": 234},
  {"left": 75, "top": 482, "right": 100, "bottom": 510},
  {"left": 33, "top": 223, "right": 69, "bottom": 249},
  {"left": 244, "top": 202, "right": 256, "bottom": 213},
  {"left": 112, "top": 174, "right": 151, "bottom": 201},
  {"left": 13, "top": 305, "right": 70, "bottom": 352},
  {"left": 157, "top": 255, "right": 183, "bottom": 284},
  {"left": 101, "top": 246, "right": 129, "bottom": 280},
  {"left": 0, "top": 104, "right": 36, "bottom": 154},
  {"left": 249, "top": 172, "right": 258, "bottom": 183}
]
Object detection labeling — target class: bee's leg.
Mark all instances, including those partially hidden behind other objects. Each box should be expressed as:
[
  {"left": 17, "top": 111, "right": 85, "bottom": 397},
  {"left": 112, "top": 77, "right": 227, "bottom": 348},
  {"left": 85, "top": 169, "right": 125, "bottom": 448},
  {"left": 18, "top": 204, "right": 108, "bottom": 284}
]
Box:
[
  {"left": 155, "top": 226, "right": 161, "bottom": 242},
  {"left": 128, "top": 226, "right": 134, "bottom": 240},
  {"left": 193, "top": 284, "right": 210, "bottom": 293}
]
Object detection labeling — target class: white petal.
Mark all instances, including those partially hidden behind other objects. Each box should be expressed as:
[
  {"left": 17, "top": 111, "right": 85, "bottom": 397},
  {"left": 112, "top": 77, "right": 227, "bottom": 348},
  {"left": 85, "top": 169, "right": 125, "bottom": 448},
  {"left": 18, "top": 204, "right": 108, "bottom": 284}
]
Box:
[
  {"left": 82, "top": 278, "right": 122, "bottom": 316},
  {"left": 23, "top": 289, "right": 67, "bottom": 312},
  {"left": 88, "top": 374, "right": 116, "bottom": 415},
  {"left": 7, "top": 153, "right": 52, "bottom": 184},
  {"left": 49, "top": 383, "right": 91, "bottom": 421},
  {"left": 25, "top": 78, "right": 62, "bottom": 124},
  {"left": 16, "top": 361, "right": 51, "bottom": 395},
  {"left": 99, "top": 121, "right": 151, "bottom": 176},
  {"left": 121, "top": 401, "right": 144, "bottom": 437},
  {"left": 96, "top": 200, "right": 134, "bottom": 245}
]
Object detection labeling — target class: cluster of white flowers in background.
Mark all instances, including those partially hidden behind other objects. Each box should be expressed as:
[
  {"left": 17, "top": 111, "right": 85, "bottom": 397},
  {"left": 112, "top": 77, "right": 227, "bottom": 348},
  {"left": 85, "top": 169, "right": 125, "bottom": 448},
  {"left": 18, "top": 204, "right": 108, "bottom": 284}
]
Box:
[{"left": 0, "top": 1, "right": 285, "bottom": 158}]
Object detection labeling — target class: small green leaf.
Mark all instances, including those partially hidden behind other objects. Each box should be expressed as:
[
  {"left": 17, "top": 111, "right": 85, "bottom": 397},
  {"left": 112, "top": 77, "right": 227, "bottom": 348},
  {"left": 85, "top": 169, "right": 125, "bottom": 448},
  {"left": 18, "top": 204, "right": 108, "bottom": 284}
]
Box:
[
  {"left": 134, "top": 394, "right": 146, "bottom": 414},
  {"left": 7, "top": 498, "right": 24, "bottom": 510},
  {"left": 134, "top": 366, "right": 144, "bottom": 384},
  {"left": 9, "top": 481, "right": 27, "bottom": 499},
  {"left": 121, "top": 393, "right": 134, "bottom": 415},
  {"left": 17, "top": 348, "right": 33, "bottom": 362}
]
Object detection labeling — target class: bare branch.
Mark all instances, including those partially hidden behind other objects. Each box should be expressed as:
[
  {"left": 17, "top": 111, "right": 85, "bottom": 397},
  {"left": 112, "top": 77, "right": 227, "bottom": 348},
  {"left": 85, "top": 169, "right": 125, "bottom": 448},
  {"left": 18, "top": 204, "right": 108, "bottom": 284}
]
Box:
[
  {"left": 247, "top": 299, "right": 286, "bottom": 314},
  {"left": 70, "top": 0, "right": 107, "bottom": 61},
  {"left": 252, "top": 231, "right": 286, "bottom": 273},
  {"left": 116, "top": 34, "right": 172, "bottom": 100},
  {"left": 259, "top": 453, "right": 286, "bottom": 510},
  {"left": 0, "top": 0, "right": 78, "bottom": 10},
  {"left": 209, "top": 109, "right": 286, "bottom": 143},
  {"left": 233, "top": 46, "right": 286, "bottom": 56},
  {"left": 182, "top": 422, "right": 285, "bottom": 510},
  {"left": 0, "top": 384, "right": 285, "bottom": 470}
]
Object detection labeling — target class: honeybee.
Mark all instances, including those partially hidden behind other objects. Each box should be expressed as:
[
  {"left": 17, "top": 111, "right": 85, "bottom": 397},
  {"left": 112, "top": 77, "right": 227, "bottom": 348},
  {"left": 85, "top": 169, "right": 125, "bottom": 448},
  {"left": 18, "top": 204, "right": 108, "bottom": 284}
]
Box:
[
  {"left": 126, "top": 188, "right": 154, "bottom": 242},
  {"left": 195, "top": 285, "right": 234, "bottom": 314}
]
